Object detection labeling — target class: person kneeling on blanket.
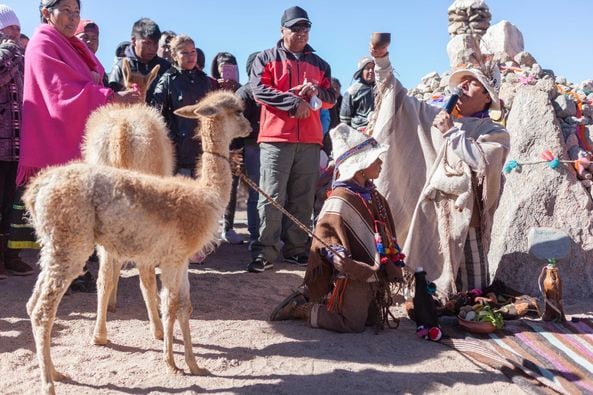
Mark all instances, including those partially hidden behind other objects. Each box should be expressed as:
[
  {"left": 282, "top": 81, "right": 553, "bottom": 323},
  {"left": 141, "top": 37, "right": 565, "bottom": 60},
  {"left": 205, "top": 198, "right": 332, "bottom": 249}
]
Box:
[{"left": 270, "top": 124, "right": 405, "bottom": 333}]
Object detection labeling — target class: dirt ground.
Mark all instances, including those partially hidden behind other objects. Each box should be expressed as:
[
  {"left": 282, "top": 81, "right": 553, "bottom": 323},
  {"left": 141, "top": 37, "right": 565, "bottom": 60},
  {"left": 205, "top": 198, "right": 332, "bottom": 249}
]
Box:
[{"left": 1, "top": 211, "right": 591, "bottom": 394}]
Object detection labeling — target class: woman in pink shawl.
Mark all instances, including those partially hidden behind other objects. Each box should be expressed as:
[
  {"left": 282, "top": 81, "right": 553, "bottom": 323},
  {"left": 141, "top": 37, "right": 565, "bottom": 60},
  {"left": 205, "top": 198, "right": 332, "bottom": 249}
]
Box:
[
  {"left": 18, "top": 0, "right": 139, "bottom": 185},
  {"left": 12, "top": 0, "right": 139, "bottom": 291}
]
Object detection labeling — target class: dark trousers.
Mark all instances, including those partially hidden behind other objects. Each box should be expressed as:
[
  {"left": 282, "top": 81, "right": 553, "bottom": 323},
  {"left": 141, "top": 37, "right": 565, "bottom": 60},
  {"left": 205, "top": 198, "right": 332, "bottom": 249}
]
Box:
[{"left": 0, "top": 161, "right": 17, "bottom": 235}]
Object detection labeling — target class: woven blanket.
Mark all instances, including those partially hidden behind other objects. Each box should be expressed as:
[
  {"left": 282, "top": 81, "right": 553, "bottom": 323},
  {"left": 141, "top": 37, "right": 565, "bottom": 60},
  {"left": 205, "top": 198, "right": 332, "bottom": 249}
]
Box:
[{"left": 443, "top": 318, "right": 593, "bottom": 395}]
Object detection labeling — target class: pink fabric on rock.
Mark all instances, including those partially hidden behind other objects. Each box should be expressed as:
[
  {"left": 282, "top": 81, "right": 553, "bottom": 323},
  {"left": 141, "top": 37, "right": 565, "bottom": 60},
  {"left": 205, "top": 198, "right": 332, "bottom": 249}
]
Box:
[{"left": 17, "top": 24, "right": 111, "bottom": 186}]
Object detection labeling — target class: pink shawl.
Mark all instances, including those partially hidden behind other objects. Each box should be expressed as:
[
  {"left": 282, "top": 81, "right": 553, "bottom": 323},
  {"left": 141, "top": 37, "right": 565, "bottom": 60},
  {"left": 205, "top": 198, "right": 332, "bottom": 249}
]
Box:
[{"left": 17, "top": 24, "right": 112, "bottom": 186}]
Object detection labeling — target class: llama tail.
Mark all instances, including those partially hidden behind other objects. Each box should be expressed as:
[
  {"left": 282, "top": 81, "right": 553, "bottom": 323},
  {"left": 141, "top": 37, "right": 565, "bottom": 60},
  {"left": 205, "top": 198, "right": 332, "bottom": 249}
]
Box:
[{"left": 110, "top": 119, "right": 134, "bottom": 169}]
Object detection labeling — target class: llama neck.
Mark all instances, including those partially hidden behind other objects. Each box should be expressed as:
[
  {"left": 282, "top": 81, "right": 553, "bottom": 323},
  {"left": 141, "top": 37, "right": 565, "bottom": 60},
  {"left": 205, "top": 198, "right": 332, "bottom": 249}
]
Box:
[{"left": 197, "top": 120, "right": 232, "bottom": 198}]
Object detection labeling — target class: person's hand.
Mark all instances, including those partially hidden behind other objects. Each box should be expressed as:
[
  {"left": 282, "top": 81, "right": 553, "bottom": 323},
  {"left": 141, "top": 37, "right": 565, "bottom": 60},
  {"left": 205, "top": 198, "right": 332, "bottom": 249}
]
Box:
[
  {"left": 369, "top": 43, "right": 388, "bottom": 59},
  {"left": 433, "top": 110, "right": 455, "bottom": 134},
  {"left": 112, "top": 89, "right": 141, "bottom": 104},
  {"left": 293, "top": 99, "right": 310, "bottom": 119},
  {"left": 298, "top": 82, "right": 318, "bottom": 98},
  {"left": 217, "top": 79, "right": 240, "bottom": 91}
]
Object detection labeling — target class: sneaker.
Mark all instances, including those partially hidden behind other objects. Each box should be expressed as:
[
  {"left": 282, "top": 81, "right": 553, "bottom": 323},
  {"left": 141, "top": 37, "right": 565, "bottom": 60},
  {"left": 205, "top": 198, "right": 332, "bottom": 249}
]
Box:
[
  {"left": 284, "top": 255, "right": 308, "bottom": 266},
  {"left": 221, "top": 229, "right": 245, "bottom": 245},
  {"left": 69, "top": 270, "right": 97, "bottom": 293},
  {"left": 247, "top": 257, "right": 273, "bottom": 273}
]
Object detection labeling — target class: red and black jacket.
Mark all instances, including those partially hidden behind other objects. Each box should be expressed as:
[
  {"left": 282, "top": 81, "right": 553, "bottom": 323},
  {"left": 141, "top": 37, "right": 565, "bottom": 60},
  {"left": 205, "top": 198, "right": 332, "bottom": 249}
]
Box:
[{"left": 249, "top": 40, "right": 336, "bottom": 145}]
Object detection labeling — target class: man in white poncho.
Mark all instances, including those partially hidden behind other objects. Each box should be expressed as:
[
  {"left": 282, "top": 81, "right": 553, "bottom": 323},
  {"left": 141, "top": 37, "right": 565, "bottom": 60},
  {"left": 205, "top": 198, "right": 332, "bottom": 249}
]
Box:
[{"left": 369, "top": 42, "right": 509, "bottom": 299}]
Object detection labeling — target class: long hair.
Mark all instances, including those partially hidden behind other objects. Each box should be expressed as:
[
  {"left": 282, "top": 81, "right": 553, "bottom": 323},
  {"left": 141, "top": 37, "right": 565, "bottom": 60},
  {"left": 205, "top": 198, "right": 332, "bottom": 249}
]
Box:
[{"left": 210, "top": 52, "right": 237, "bottom": 79}]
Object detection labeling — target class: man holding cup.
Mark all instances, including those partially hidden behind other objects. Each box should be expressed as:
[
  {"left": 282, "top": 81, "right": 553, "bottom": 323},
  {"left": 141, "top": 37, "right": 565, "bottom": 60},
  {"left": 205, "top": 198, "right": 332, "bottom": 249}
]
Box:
[{"left": 369, "top": 37, "right": 509, "bottom": 299}]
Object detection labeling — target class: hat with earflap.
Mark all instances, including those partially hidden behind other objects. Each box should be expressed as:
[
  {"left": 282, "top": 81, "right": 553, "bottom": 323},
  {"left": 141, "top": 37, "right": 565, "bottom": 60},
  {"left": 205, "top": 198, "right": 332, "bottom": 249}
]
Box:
[{"left": 330, "top": 123, "right": 388, "bottom": 182}]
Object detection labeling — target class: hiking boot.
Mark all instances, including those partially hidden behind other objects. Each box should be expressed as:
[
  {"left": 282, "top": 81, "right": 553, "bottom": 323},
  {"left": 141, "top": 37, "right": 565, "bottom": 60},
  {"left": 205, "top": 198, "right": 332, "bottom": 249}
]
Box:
[
  {"left": 247, "top": 257, "right": 273, "bottom": 273},
  {"left": 270, "top": 290, "right": 307, "bottom": 321},
  {"left": 221, "top": 229, "right": 245, "bottom": 245},
  {"left": 4, "top": 249, "right": 34, "bottom": 276},
  {"left": 70, "top": 270, "right": 97, "bottom": 293},
  {"left": 284, "top": 255, "right": 308, "bottom": 266}
]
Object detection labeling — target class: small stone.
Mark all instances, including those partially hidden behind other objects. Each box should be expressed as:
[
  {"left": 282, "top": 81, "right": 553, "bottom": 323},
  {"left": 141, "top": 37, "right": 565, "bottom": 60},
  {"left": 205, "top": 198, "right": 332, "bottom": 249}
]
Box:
[
  {"left": 553, "top": 94, "right": 577, "bottom": 118},
  {"left": 514, "top": 51, "right": 536, "bottom": 68},
  {"left": 527, "top": 227, "right": 570, "bottom": 260},
  {"left": 530, "top": 63, "right": 543, "bottom": 78},
  {"left": 565, "top": 132, "right": 579, "bottom": 148},
  {"left": 556, "top": 76, "right": 567, "bottom": 85}
]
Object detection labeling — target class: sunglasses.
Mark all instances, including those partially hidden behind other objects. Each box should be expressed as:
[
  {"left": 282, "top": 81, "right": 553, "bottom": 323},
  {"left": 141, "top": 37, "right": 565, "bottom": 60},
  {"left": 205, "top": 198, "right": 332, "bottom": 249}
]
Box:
[{"left": 287, "top": 24, "right": 311, "bottom": 33}]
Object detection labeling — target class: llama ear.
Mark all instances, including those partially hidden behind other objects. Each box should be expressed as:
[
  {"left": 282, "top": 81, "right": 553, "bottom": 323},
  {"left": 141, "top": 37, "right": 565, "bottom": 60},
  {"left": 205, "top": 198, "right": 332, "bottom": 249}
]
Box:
[
  {"left": 146, "top": 64, "right": 161, "bottom": 88},
  {"left": 174, "top": 104, "right": 201, "bottom": 119},
  {"left": 194, "top": 103, "right": 218, "bottom": 118},
  {"left": 122, "top": 58, "right": 131, "bottom": 86}
]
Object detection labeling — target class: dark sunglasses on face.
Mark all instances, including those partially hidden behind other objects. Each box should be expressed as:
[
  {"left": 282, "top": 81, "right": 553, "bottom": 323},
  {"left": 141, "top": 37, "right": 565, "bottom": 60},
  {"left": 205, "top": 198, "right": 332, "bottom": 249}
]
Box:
[{"left": 288, "top": 24, "right": 311, "bottom": 33}]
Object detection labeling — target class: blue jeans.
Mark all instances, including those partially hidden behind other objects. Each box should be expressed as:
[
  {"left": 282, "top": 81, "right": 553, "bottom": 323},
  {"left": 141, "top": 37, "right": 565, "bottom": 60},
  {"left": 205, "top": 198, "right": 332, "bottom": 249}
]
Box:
[
  {"left": 244, "top": 140, "right": 260, "bottom": 240},
  {"left": 251, "top": 142, "right": 320, "bottom": 262}
]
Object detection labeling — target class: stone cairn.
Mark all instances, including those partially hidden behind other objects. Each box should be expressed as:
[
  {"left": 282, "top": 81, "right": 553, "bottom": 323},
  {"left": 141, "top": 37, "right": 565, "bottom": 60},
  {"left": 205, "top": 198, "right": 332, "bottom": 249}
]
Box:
[
  {"left": 447, "top": 0, "right": 491, "bottom": 36},
  {"left": 408, "top": 0, "right": 593, "bottom": 199}
]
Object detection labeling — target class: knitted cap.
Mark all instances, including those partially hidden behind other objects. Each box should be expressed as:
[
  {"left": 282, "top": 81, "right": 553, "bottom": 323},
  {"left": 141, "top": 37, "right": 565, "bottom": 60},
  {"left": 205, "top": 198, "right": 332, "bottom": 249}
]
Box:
[{"left": 0, "top": 5, "right": 20, "bottom": 30}]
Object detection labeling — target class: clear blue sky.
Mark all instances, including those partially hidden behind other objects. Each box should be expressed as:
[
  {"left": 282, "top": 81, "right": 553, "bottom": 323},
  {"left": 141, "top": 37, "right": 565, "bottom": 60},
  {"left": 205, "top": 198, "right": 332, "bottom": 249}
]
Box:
[{"left": 4, "top": 0, "right": 592, "bottom": 90}]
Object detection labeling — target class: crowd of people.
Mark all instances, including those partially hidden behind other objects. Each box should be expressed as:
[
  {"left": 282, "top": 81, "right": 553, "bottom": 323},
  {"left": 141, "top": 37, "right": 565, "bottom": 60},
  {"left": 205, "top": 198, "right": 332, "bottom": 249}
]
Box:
[{"left": 0, "top": 1, "right": 509, "bottom": 334}]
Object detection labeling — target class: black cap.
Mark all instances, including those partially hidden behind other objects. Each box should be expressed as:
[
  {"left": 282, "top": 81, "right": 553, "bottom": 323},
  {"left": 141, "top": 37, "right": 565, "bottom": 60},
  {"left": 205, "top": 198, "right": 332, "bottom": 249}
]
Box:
[{"left": 281, "top": 6, "right": 311, "bottom": 27}]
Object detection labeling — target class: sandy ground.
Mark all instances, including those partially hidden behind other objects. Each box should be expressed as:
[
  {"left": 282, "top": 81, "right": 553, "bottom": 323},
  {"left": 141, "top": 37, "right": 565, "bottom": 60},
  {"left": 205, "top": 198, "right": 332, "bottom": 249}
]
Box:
[{"left": 1, "top": 210, "right": 591, "bottom": 394}]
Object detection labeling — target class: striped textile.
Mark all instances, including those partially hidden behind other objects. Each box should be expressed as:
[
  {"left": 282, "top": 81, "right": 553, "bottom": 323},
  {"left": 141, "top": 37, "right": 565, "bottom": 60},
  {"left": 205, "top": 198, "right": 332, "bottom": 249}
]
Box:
[{"left": 444, "top": 318, "right": 593, "bottom": 395}]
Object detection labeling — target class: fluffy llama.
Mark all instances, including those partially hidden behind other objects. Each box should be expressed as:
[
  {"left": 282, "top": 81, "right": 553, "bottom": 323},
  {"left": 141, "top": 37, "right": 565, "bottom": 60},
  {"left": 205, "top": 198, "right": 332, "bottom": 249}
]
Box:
[
  {"left": 24, "top": 91, "right": 249, "bottom": 395},
  {"left": 82, "top": 58, "right": 172, "bottom": 176},
  {"left": 82, "top": 60, "right": 174, "bottom": 340}
]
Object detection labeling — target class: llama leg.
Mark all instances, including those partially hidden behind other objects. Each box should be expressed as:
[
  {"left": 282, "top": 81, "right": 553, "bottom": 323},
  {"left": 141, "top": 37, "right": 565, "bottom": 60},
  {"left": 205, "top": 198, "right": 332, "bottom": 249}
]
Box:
[
  {"left": 28, "top": 254, "right": 81, "bottom": 394},
  {"left": 138, "top": 265, "right": 163, "bottom": 340},
  {"left": 107, "top": 262, "right": 122, "bottom": 313},
  {"left": 159, "top": 263, "right": 185, "bottom": 374},
  {"left": 93, "top": 247, "right": 116, "bottom": 345},
  {"left": 177, "top": 269, "right": 208, "bottom": 375}
]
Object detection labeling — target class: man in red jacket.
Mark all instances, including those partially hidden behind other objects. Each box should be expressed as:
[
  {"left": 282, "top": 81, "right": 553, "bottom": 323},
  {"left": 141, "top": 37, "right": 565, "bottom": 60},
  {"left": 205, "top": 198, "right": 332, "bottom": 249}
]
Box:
[{"left": 247, "top": 6, "right": 336, "bottom": 273}]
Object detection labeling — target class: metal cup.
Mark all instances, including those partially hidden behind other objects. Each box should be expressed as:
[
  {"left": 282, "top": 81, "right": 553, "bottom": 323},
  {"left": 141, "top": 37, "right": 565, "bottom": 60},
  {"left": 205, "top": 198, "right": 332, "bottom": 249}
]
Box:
[{"left": 370, "top": 32, "right": 391, "bottom": 49}]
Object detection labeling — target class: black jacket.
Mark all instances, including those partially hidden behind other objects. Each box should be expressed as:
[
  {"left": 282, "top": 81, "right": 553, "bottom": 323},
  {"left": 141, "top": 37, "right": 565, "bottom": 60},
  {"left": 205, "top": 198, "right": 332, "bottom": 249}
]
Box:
[
  {"left": 235, "top": 83, "right": 260, "bottom": 143},
  {"left": 150, "top": 66, "right": 212, "bottom": 168},
  {"left": 340, "top": 80, "right": 375, "bottom": 130},
  {"left": 109, "top": 45, "right": 170, "bottom": 102}
]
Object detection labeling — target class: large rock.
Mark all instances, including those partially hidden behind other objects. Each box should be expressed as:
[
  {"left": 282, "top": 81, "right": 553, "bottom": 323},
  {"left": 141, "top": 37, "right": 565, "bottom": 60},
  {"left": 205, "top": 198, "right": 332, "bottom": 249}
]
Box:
[
  {"left": 481, "top": 20, "right": 524, "bottom": 62},
  {"left": 446, "top": 34, "right": 482, "bottom": 67},
  {"left": 488, "top": 84, "right": 593, "bottom": 299}
]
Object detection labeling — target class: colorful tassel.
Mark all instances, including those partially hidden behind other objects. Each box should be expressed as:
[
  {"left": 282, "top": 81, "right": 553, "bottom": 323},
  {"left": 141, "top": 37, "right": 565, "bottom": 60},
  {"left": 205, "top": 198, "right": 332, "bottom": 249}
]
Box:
[{"left": 503, "top": 159, "right": 520, "bottom": 174}]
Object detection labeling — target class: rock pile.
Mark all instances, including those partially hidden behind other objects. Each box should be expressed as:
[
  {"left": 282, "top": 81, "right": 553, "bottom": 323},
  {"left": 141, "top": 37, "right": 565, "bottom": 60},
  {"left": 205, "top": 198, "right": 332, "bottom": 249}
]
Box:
[
  {"left": 406, "top": 0, "right": 593, "bottom": 297},
  {"left": 447, "top": 0, "right": 491, "bottom": 36},
  {"left": 446, "top": 0, "right": 492, "bottom": 67}
]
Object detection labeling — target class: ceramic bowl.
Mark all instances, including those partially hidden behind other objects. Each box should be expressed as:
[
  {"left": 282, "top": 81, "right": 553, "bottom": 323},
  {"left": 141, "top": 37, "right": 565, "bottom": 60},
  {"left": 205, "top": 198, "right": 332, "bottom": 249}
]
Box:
[{"left": 457, "top": 316, "right": 497, "bottom": 334}]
